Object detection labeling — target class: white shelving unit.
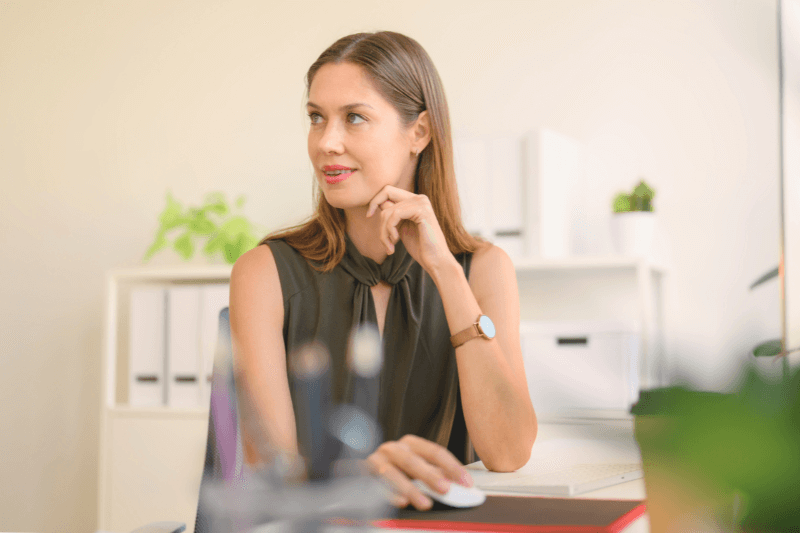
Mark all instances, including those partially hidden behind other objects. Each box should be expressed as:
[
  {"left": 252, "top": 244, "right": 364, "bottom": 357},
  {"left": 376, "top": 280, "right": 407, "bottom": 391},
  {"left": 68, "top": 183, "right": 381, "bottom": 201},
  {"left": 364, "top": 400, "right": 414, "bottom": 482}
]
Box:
[
  {"left": 97, "top": 265, "right": 232, "bottom": 533},
  {"left": 512, "top": 254, "right": 668, "bottom": 391},
  {"left": 97, "top": 256, "right": 667, "bottom": 531}
]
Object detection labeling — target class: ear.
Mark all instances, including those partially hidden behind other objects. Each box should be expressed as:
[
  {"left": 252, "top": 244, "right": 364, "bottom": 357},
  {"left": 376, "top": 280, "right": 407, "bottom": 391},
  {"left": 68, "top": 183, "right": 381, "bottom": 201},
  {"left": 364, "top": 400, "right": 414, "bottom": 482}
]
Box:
[{"left": 410, "top": 110, "right": 432, "bottom": 152}]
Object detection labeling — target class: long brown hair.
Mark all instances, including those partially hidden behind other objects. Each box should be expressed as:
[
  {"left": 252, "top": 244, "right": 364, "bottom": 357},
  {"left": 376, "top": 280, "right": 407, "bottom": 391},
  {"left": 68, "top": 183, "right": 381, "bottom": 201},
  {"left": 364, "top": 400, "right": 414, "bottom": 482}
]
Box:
[{"left": 261, "top": 31, "right": 482, "bottom": 271}]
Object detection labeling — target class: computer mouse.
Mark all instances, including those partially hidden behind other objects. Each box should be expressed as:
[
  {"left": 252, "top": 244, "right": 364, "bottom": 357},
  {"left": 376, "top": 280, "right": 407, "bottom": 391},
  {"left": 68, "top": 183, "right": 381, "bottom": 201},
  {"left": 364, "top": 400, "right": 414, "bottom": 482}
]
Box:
[{"left": 413, "top": 480, "right": 486, "bottom": 508}]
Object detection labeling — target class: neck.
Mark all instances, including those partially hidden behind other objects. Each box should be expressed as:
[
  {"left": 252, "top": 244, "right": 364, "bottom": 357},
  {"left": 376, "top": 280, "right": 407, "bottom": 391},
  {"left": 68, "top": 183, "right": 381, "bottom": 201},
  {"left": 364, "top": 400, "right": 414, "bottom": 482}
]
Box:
[{"left": 345, "top": 206, "right": 390, "bottom": 265}]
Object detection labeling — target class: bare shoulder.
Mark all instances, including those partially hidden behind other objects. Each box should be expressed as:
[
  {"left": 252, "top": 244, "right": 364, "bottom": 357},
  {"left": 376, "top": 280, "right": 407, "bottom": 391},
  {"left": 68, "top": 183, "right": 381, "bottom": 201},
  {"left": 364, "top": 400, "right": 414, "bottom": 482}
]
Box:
[
  {"left": 232, "top": 243, "right": 278, "bottom": 283},
  {"left": 469, "top": 243, "right": 516, "bottom": 288},
  {"left": 230, "top": 243, "right": 283, "bottom": 323}
]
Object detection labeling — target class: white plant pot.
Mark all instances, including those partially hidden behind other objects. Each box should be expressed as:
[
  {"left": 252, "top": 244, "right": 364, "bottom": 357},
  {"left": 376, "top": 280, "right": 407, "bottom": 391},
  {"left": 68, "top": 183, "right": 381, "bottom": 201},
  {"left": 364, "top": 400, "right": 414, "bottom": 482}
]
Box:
[{"left": 610, "top": 212, "right": 656, "bottom": 257}]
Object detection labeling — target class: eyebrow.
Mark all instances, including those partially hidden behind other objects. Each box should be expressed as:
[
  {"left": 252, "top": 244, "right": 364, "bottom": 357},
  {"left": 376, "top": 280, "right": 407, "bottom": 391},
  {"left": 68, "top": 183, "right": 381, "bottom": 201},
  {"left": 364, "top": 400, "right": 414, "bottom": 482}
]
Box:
[{"left": 306, "top": 102, "right": 374, "bottom": 112}]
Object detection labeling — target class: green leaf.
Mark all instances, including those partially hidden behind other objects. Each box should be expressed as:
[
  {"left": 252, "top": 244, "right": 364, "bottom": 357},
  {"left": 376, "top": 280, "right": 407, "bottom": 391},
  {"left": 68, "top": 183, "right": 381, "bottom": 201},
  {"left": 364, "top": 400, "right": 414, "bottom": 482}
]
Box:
[
  {"left": 235, "top": 195, "right": 246, "bottom": 209},
  {"left": 143, "top": 230, "right": 169, "bottom": 262},
  {"left": 753, "top": 339, "right": 783, "bottom": 357},
  {"left": 159, "top": 192, "right": 186, "bottom": 231},
  {"left": 173, "top": 232, "right": 194, "bottom": 260},
  {"left": 749, "top": 267, "right": 779, "bottom": 290},
  {"left": 203, "top": 233, "right": 225, "bottom": 255},
  {"left": 613, "top": 193, "right": 631, "bottom": 213},
  {"left": 633, "top": 180, "right": 655, "bottom": 200},
  {"left": 203, "top": 192, "right": 228, "bottom": 216},
  {"left": 223, "top": 236, "right": 242, "bottom": 264},
  {"left": 219, "top": 215, "right": 251, "bottom": 238},
  {"left": 189, "top": 214, "right": 216, "bottom": 235}
]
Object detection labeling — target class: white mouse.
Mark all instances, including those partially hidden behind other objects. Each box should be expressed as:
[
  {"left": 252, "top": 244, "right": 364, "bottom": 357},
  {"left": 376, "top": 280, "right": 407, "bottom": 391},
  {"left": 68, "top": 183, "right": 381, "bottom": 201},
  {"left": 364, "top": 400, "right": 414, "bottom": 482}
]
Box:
[{"left": 413, "top": 480, "right": 486, "bottom": 508}]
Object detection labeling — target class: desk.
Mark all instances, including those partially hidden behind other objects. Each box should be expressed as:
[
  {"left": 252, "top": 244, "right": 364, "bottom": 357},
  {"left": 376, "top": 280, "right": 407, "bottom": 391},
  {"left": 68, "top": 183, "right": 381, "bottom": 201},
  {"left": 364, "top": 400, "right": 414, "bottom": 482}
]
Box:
[
  {"left": 251, "top": 420, "right": 649, "bottom": 533},
  {"left": 469, "top": 419, "right": 648, "bottom": 533}
]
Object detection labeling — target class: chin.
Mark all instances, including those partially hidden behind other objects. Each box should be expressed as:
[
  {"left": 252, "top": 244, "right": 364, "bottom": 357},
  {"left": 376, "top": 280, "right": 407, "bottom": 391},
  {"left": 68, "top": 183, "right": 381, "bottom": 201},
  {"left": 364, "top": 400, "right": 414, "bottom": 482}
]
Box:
[{"left": 321, "top": 188, "right": 367, "bottom": 211}]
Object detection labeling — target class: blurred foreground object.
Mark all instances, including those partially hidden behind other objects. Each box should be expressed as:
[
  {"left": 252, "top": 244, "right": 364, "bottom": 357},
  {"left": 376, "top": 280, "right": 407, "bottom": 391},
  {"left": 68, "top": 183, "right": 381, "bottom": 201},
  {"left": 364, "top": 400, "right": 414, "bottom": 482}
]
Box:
[
  {"left": 632, "top": 363, "right": 800, "bottom": 532},
  {"left": 198, "top": 466, "right": 390, "bottom": 532},
  {"left": 196, "top": 314, "right": 392, "bottom": 532},
  {"left": 144, "top": 191, "right": 262, "bottom": 264}
]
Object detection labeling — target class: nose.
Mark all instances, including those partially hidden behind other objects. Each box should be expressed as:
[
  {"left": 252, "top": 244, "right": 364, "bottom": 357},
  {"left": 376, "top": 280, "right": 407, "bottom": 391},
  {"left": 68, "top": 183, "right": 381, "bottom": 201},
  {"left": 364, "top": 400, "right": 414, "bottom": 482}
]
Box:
[{"left": 317, "top": 120, "right": 345, "bottom": 155}]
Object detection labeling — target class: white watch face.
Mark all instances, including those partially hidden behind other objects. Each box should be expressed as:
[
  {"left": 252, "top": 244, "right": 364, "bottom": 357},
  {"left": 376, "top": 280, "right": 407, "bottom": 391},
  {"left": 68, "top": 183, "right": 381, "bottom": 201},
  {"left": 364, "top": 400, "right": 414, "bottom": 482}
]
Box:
[{"left": 478, "top": 315, "right": 496, "bottom": 339}]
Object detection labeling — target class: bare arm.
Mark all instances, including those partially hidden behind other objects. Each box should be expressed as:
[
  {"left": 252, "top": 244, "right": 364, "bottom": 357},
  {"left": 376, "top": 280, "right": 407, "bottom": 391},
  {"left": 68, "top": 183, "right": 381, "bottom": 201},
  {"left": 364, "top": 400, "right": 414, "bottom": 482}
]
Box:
[
  {"left": 229, "top": 244, "right": 299, "bottom": 467},
  {"left": 368, "top": 185, "right": 537, "bottom": 472},
  {"left": 431, "top": 244, "right": 537, "bottom": 472}
]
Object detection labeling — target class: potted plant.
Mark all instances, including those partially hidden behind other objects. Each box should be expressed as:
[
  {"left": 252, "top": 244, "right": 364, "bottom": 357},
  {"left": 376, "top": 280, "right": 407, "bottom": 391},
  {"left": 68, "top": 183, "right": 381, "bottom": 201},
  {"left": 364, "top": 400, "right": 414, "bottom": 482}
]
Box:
[
  {"left": 749, "top": 260, "right": 799, "bottom": 359},
  {"left": 610, "top": 179, "right": 656, "bottom": 257},
  {"left": 144, "top": 191, "right": 263, "bottom": 265},
  {"left": 632, "top": 363, "right": 800, "bottom": 532},
  {"left": 633, "top": 266, "right": 799, "bottom": 531}
]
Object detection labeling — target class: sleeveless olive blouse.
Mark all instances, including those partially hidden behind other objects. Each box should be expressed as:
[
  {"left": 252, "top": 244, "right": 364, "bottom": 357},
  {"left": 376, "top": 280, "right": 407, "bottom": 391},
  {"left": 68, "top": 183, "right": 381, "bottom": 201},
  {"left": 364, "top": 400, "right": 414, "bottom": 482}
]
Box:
[{"left": 265, "top": 236, "right": 473, "bottom": 463}]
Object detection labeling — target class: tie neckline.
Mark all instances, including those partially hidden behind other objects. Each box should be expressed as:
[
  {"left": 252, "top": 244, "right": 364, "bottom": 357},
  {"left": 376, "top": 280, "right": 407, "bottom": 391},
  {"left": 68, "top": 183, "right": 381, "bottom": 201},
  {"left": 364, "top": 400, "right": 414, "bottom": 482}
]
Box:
[{"left": 339, "top": 233, "right": 415, "bottom": 286}]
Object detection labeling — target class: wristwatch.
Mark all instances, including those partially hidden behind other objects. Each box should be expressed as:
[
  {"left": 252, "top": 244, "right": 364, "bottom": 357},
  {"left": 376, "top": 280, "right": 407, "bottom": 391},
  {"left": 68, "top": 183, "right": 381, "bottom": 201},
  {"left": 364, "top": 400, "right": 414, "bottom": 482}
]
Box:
[{"left": 450, "top": 314, "right": 496, "bottom": 348}]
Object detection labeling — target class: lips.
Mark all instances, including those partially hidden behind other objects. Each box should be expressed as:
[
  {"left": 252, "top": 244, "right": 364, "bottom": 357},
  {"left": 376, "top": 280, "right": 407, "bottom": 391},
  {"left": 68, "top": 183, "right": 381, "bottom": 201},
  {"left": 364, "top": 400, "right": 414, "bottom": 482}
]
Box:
[{"left": 323, "top": 165, "right": 356, "bottom": 184}]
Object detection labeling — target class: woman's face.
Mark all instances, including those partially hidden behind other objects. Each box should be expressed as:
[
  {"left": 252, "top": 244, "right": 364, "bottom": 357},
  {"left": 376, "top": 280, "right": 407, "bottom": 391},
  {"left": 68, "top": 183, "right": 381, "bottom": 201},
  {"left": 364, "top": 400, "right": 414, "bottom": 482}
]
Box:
[{"left": 307, "top": 62, "right": 428, "bottom": 211}]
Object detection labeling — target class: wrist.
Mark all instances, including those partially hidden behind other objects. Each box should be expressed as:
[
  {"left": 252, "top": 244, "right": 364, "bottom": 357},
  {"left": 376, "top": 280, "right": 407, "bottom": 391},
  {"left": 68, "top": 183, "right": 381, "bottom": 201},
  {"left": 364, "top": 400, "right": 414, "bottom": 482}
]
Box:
[{"left": 428, "top": 254, "right": 462, "bottom": 285}]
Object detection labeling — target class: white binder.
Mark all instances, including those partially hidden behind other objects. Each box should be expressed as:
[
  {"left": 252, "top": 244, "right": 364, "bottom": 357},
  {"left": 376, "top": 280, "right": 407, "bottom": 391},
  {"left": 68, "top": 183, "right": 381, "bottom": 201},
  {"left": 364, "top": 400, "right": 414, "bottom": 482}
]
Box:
[
  {"left": 523, "top": 129, "right": 582, "bottom": 258},
  {"left": 129, "top": 287, "right": 166, "bottom": 407},
  {"left": 488, "top": 136, "right": 525, "bottom": 258},
  {"left": 166, "top": 286, "right": 202, "bottom": 408},
  {"left": 200, "top": 284, "right": 230, "bottom": 408},
  {"left": 453, "top": 137, "right": 491, "bottom": 238}
]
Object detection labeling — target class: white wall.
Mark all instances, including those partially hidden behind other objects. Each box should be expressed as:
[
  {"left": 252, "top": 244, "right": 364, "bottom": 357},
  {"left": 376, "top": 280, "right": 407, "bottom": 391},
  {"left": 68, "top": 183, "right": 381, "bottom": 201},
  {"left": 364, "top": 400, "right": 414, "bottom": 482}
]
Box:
[{"left": 0, "top": 1, "right": 782, "bottom": 531}]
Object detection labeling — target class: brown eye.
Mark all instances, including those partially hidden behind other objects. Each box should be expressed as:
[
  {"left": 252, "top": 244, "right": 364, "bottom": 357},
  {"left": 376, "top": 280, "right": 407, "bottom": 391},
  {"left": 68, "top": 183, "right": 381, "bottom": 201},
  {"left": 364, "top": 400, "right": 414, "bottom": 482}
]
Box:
[{"left": 347, "top": 113, "right": 365, "bottom": 124}]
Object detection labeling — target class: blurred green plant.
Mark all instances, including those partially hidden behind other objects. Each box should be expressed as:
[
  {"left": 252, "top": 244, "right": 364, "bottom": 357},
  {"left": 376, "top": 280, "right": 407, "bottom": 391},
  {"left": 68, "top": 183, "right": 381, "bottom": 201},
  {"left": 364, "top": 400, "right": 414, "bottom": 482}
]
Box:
[
  {"left": 612, "top": 179, "right": 656, "bottom": 213},
  {"left": 749, "top": 263, "right": 799, "bottom": 359},
  {"left": 632, "top": 364, "right": 800, "bottom": 531},
  {"left": 144, "top": 192, "right": 263, "bottom": 265}
]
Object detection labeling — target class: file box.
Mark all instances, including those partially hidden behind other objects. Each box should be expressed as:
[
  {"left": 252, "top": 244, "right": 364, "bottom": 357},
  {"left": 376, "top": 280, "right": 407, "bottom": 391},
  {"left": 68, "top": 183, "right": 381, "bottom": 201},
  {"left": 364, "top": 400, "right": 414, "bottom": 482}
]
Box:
[{"left": 520, "top": 320, "right": 639, "bottom": 417}]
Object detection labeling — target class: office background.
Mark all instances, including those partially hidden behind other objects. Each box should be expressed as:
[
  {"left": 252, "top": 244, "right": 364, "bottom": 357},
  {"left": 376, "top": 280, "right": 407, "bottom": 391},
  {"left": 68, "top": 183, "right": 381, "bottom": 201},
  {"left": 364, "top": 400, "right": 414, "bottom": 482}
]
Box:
[{"left": 0, "top": 0, "right": 790, "bottom": 531}]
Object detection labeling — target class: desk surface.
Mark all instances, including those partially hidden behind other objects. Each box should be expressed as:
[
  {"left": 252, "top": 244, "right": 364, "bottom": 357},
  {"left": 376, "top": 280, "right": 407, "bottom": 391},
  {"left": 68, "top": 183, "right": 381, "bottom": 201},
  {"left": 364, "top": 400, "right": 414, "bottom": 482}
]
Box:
[
  {"left": 251, "top": 420, "right": 649, "bottom": 533},
  {"left": 468, "top": 420, "right": 648, "bottom": 532}
]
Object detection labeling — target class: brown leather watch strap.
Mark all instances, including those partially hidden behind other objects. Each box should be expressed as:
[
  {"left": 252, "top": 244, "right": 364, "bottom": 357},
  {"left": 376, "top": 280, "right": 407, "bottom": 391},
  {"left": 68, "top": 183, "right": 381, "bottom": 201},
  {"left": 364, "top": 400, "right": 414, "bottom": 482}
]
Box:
[{"left": 450, "top": 323, "right": 481, "bottom": 348}]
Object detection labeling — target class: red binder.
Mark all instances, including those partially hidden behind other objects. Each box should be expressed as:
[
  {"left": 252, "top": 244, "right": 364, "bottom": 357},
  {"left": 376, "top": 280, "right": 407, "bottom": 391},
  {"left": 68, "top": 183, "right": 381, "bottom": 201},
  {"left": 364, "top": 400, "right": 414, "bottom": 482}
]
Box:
[{"left": 372, "top": 495, "right": 646, "bottom": 533}]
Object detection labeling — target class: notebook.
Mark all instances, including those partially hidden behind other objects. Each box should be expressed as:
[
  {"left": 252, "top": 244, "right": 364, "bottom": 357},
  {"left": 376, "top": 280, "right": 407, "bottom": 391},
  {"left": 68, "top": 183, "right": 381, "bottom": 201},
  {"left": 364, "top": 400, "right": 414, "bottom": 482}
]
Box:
[
  {"left": 478, "top": 463, "right": 644, "bottom": 497},
  {"left": 374, "top": 495, "right": 646, "bottom": 533}
]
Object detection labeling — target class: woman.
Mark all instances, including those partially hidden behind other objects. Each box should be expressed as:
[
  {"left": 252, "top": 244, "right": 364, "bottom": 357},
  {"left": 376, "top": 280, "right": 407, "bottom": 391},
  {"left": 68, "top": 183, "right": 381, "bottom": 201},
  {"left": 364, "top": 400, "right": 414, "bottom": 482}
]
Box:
[{"left": 230, "top": 31, "right": 536, "bottom": 511}]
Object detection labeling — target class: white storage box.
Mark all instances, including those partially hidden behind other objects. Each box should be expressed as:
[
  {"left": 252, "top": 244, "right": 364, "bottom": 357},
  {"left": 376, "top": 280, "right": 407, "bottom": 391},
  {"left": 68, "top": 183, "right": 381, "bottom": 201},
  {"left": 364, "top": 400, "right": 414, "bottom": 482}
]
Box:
[{"left": 520, "top": 320, "right": 639, "bottom": 418}]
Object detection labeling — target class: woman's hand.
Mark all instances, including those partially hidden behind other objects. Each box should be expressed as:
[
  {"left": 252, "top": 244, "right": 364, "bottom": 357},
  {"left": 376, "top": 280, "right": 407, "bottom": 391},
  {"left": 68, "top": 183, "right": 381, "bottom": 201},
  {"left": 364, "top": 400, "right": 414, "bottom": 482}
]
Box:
[
  {"left": 366, "top": 185, "right": 455, "bottom": 275},
  {"left": 366, "top": 434, "right": 475, "bottom": 510}
]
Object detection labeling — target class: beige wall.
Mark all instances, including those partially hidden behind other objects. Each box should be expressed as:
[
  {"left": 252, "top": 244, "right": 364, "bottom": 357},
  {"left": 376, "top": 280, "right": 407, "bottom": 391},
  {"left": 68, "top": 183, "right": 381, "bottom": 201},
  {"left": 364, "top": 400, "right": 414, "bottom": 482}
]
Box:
[{"left": 0, "top": 1, "right": 782, "bottom": 531}]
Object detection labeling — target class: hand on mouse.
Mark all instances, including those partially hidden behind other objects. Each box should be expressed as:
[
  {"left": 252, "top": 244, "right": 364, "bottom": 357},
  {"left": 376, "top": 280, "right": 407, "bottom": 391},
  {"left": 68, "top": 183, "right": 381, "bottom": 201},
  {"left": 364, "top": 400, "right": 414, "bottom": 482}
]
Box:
[{"left": 365, "top": 434, "right": 474, "bottom": 510}]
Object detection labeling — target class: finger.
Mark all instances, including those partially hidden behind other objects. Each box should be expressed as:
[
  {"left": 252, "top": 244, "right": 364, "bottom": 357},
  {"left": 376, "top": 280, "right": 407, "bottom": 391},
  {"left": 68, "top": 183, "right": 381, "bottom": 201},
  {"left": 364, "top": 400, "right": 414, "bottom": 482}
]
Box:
[
  {"left": 379, "top": 207, "right": 396, "bottom": 254},
  {"left": 400, "top": 434, "right": 474, "bottom": 487},
  {"left": 380, "top": 201, "right": 400, "bottom": 243},
  {"left": 369, "top": 452, "right": 431, "bottom": 510},
  {"left": 366, "top": 457, "right": 410, "bottom": 508},
  {"left": 367, "top": 186, "right": 416, "bottom": 217},
  {"left": 380, "top": 441, "right": 449, "bottom": 498},
  {"left": 382, "top": 204, "right": 429, "bottom": 247}
]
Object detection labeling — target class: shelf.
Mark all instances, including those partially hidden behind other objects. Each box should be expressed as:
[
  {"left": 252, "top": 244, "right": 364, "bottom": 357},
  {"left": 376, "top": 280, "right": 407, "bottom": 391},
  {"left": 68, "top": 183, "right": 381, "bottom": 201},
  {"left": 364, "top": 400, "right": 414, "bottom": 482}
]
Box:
[
  {"left": 108, "top": 405, "right": 209, "bottom": 419},
  {"left": 511, "top": 255, "right": 668, "bottom": 274},
  {"left": 108, "top": 264, "right": 233, "bottom": 281},
  {"left": 108, "top": 257, "right": 667, "bottom": 280}
]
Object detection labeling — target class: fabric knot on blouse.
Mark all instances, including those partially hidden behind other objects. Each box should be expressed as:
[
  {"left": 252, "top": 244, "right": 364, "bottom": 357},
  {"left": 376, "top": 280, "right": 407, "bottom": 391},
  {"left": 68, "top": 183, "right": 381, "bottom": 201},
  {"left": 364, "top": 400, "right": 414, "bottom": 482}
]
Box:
[{"left": 339, "top": 233, "right": 415, "bottom": 286}]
